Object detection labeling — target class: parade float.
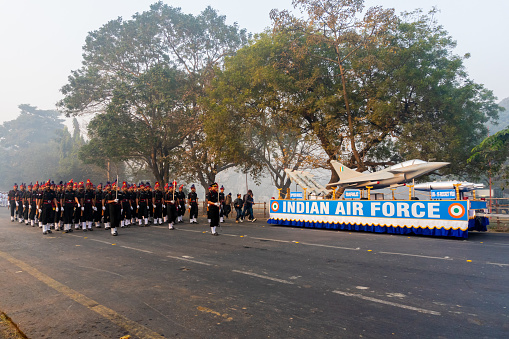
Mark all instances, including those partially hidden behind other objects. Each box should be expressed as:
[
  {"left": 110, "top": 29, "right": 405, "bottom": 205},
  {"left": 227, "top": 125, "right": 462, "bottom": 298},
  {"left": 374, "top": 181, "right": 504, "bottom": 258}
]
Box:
[{"left": 267, "top": 161, "right": 489, "bottom": 238}]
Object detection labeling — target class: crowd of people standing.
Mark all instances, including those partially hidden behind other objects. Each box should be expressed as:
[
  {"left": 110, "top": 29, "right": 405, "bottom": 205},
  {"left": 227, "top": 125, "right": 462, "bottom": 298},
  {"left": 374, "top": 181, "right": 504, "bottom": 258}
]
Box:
[{"left": 5, "top": 180, "right": 257, "bottom": 237}]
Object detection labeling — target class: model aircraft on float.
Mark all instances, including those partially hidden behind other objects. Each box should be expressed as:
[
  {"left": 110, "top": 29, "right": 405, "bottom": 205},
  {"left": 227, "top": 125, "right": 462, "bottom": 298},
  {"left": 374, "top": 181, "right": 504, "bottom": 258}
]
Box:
[
  {"left": 414, "top": 181, "right": 484, "bottom": 192},
  {"left": 326, "top": 159, "right": 450, "bottom": 190}
]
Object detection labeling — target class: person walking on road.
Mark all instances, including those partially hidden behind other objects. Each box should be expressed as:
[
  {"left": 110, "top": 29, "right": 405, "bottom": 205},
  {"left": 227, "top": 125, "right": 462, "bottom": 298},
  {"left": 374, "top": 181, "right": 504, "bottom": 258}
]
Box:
[{"left": 234, "top": 193, "right": 244, "bottom": 223}]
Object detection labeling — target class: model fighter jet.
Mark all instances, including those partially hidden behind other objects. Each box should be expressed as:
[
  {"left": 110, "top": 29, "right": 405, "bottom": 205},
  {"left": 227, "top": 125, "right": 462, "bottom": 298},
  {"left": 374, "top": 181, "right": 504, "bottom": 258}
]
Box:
[{"left": 326, "top": 159, "right": 450, "bottom": 190}]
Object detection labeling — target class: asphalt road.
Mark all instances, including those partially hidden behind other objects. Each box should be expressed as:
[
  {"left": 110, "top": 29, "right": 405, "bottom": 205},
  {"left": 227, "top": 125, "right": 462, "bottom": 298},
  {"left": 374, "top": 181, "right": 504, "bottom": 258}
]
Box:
[{"left": 0, "top": 208, "right": 508, "bottom": 339}]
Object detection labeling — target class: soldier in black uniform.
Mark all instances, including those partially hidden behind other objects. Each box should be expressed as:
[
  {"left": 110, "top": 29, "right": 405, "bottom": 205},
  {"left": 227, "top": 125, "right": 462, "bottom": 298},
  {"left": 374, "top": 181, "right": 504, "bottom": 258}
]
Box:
[
  {"left": 34, "top": 182, "right": 43, "bottom": 227},
  {"left": 17, "top": 183, "right": 27, "bottom": 224},
  {"left": 206, "top": 183, "right": 220, "bottom": 235},
  {"left": 146, "top": 182, "right": 153, "bottom": 224},
  {"left": 104, "top": 181, "right": 120, "bottom": 236},
  {"left": 137, "top": 182, "right": 151, "bottom": 226},
  {"left": 8, "top": 183, "right": 18, "bottom": 222},
  {"left": 27, "top": 183, "right": 36, "bottom": 226},
  {"left": 82, "top": 179, "right": 95, "bottom": 231},
  {"left": 62, "top": 180, "right": 76, "bottom": 233},
  {"left": 54, "top": 182, "right": 64, "bottom": 231},
  {"left": 176, "top": 185, "right": 186, "bottom": 223},
  {"left": 94, "top": 183, "right": 104, "bottom": 228},
  {"left": 120, "top": 182, "right": 131, "bottom": 228},
  {"left": 103, "top": 182, "right": 112, "bottom": 229},
  {"left": 38, "top": 181, "right": 58, "bottom": 235},
  {"left": 188, "top": 184, "right": 199, "bottom": 224},
  {"left": 165, "top": 183, "right": 177, "bottom": 230},
  {"left": 129, "top": 184, "right": 137, "bottom": 225},
  {"left": 152, "top": 182, "right": 164, "bottom": 225}
]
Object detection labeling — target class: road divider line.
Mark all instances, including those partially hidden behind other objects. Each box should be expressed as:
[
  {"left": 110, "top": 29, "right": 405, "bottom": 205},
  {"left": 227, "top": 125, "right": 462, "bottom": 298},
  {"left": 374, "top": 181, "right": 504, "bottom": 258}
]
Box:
[
  {"left": 120, "top": 246, "right": 153, "bottom": 254},
  {"left": 487, "top": 262, "right": 509, "bottom": 267},
  {"left": 167, "top": 255, "right": 212, "bottom": 266},
  {"left": 332, "top": 290, "right": 441, "bottom": 316},
  {"left": 379, "top": 251, "right": 453, "bottom": 260},
  {"left": 299, "top": 242, "right": 360, "bottom": 251},
  {"left": 251, "top": 237, "right": 293, "bottom": 243},
  {"left": 232, "top": 270, "right": 294, "bottom": 284},
  {"left": 0, "top": 250, "right": 164, "bottom": 339}
]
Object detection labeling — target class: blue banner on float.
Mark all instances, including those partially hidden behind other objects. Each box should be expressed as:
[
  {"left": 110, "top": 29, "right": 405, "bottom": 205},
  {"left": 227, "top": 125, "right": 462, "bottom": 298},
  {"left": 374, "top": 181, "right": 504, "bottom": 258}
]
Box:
[{"left": 269, "top": 200, "right": 468, "bottom": 221}]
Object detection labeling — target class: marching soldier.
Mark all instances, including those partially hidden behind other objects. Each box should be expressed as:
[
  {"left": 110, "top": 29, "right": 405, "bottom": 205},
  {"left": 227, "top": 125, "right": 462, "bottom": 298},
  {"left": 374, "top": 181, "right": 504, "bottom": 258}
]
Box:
[
  {"left": 152, "top": 182, "right": 164, "bottom": 225},
  {"left": 17, "top": 183, "right": 26, "bottom": 224},
  {"left": 104, "top": 181, "right": 120, "bottom": 236},
  {"left": 165, "top": 182, "right": 177, "bottom": 230},
  {"left": 136, "top": 182, "right": 150, "bottom": 226},
  {"left": 82, "top": 179, "right": 95, "bottom": 231},
  {"left": 206, "top": 183, "right": 220, "bottom": 235},
  {"left": 8, "top": 183, "right": 18, "bottom": 222},
  {"left": 176, "top": 185, "right": 186, "bottom": 223},
  {"left": 62, "top": 180, "right": 76, "bottom": 233},
  {"left": 94, "top": 183, "right": 104, "bottom": 228},
  {"left": 187, "top": 184, "right": 199, "bottom": 224},
  {"left": 28, "top": 183, "right": 37, "bottom": 226},
  {"left": 129, "top": 184, "right": 137, "bottom": 225},
  {"left": 38, "top": 180, "right": 58, "bottom": 235},
  {"left": 54, "top": 182, "right": 64, "bottom": 230},
  {"left": 120, "top": 182, "right": 131, "bottom": 228}
]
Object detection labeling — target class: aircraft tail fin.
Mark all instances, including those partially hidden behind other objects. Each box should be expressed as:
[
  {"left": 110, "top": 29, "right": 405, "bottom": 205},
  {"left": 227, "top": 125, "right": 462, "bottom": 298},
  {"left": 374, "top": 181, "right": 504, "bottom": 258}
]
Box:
[{"left": 330, "top": 161, "right": 363, "bottom": 180}]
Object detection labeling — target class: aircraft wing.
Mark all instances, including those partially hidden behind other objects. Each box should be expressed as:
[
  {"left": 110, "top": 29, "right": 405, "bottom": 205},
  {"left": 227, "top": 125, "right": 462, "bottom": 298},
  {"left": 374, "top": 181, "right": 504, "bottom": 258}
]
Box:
[{"left": 326, "top": 171, "right": 394, "bottom": 188}]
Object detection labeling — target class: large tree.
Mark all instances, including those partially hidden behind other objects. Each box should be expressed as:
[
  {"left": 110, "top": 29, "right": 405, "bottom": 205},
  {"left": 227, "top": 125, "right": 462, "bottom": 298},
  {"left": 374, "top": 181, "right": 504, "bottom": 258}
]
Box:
[
  {"left": 58, "top": 2, "right": 249, "bottom": 187},
  {"left": 268, "top": 1, "right": 499, "bottom": 182}
]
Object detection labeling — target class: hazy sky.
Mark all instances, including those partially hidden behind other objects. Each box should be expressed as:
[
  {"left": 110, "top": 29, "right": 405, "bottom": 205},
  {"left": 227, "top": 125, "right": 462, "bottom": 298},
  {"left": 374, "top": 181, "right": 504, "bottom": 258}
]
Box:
[{"left": 0, "top": 0, "right": 507, "bottom": 125}]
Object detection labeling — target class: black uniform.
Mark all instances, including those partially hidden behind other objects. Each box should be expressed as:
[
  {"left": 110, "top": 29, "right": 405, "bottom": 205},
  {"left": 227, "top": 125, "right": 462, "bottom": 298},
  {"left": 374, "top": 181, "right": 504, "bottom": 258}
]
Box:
[
  {"left": 62, "top": 189, "right": 76, "bottom": 226},
  {"left": 40, "top": 189, "right": 56, "bottom": 226},
  {"left": 188, "top": 191, "right": 198, "bottom": 220},
  {"left": 105, "top": 190, "right": 122, "bottom": 229},
  {"left": 152, "top": 189, "right": 164, "bottom": 221},
  {"left": 94, "top": 189, "right": 104, "bottom": 225},
  {"left": 8, "top": 189, "right": 18, "bottom": 220},
  {"left": 165, "top": 190, "right": 177, "bottom": 224},
  {"left": 206, "top": 191, "right": 220, "bottom": 227},
  {"left": 83, "top": 189, "right": 95, "bottom": 222},
  {"left": 177, "top": 190, "right": 186, "bottom": 219}
]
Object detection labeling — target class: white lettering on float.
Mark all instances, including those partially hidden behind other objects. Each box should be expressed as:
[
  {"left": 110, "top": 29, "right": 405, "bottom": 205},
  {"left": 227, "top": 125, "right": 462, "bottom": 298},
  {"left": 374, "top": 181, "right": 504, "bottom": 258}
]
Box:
[
  {"left": 412, "top": 203, "right": 425, "bottom": 218},
  {"left": 297, "top": 202, "right": 305, "bottom": 213},
  {"left": 310, "top": 202, "right": 319, "bottom": 214},
  {"left": 320, "top": 202, "right": 329, "bottom": 214}
]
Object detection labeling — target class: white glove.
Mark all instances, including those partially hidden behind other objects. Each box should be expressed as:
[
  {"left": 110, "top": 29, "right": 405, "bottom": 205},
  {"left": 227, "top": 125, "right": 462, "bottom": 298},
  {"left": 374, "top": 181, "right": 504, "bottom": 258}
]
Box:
[
  {"left": 102, "top": 206, "right": 106, "bottom": 211},
  {"left": 121, "top": 209, "right": 123, "bottom": 214},
  {"left": 62, "top": 207, "right": 64, "bottom": 211},
  {"left": 163, "top": 204, "right": 166, "bottom": 208},
  {"left": 77, "top": 203, "right": 80, "bottom": 207},
  {"left": 130, "top": 206, "right": 133, "bottom": 210},
  {"left": 15, "top": 202, "right": 19, "bottom": 207},
  {"left": 93, "top": 206, "right": 97, "bottom": 211},
  {"left": 137, "top": 205, "right": 139, "bottom": 209},
  {"left": 215, "top": 202, "right": 220, "bottom": 207},
  {"left": 170, "top": 200, "right": 175, "bottom": 204},
  {"left": 114, "top": 199, "right": 118, "bottom": 203},
  {"left": 29, "top": 205, "right": 32, "bottom": 209},
  {"left": 38, "top": 209, "right": 42, "bottom": 213},
  {"left": 81, "top": 207, "right": 84, "bottom": 211},
  {"left": 56, "top": 207, "right": 59, "bottom": 212},
  {"left": 23, "top": 204, "right": 26, "bottom": 208}
]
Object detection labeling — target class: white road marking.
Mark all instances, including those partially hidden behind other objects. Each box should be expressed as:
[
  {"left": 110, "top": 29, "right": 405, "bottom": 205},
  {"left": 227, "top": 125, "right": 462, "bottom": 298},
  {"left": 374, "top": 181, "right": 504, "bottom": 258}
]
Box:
[
  {"left": 300, "top": 242, "right": 360, "bottom": 251},
  {"left": 251, "top": 237, "right": 293, "bottom": 243},
  {"left": 379, "top": 251, "right": 453, "bottom": 260},
  {"left": 332, "top": 290, "right": 441, "bottom": 316},
  {"left": 232, "top": 270, "right": 294, "bottom": 285},
  {"left": 486, "top": 262, "right": 509, "bottom": 267},
  {"left": 88, "top": 238, "right": 116, "bottom": 245},
  {"left": 167, "top": 255, "right": 212, "bottom": 266},
  {"left": 120, "top": 245, "right": 153, "bottom": 254}
]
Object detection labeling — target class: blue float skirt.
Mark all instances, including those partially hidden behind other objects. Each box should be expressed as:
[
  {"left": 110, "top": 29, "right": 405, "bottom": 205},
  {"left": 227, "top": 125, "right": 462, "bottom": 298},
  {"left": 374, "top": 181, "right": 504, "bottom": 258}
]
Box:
[{"left": 267, "top": 218, "right": 474, "bottom": 238}]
